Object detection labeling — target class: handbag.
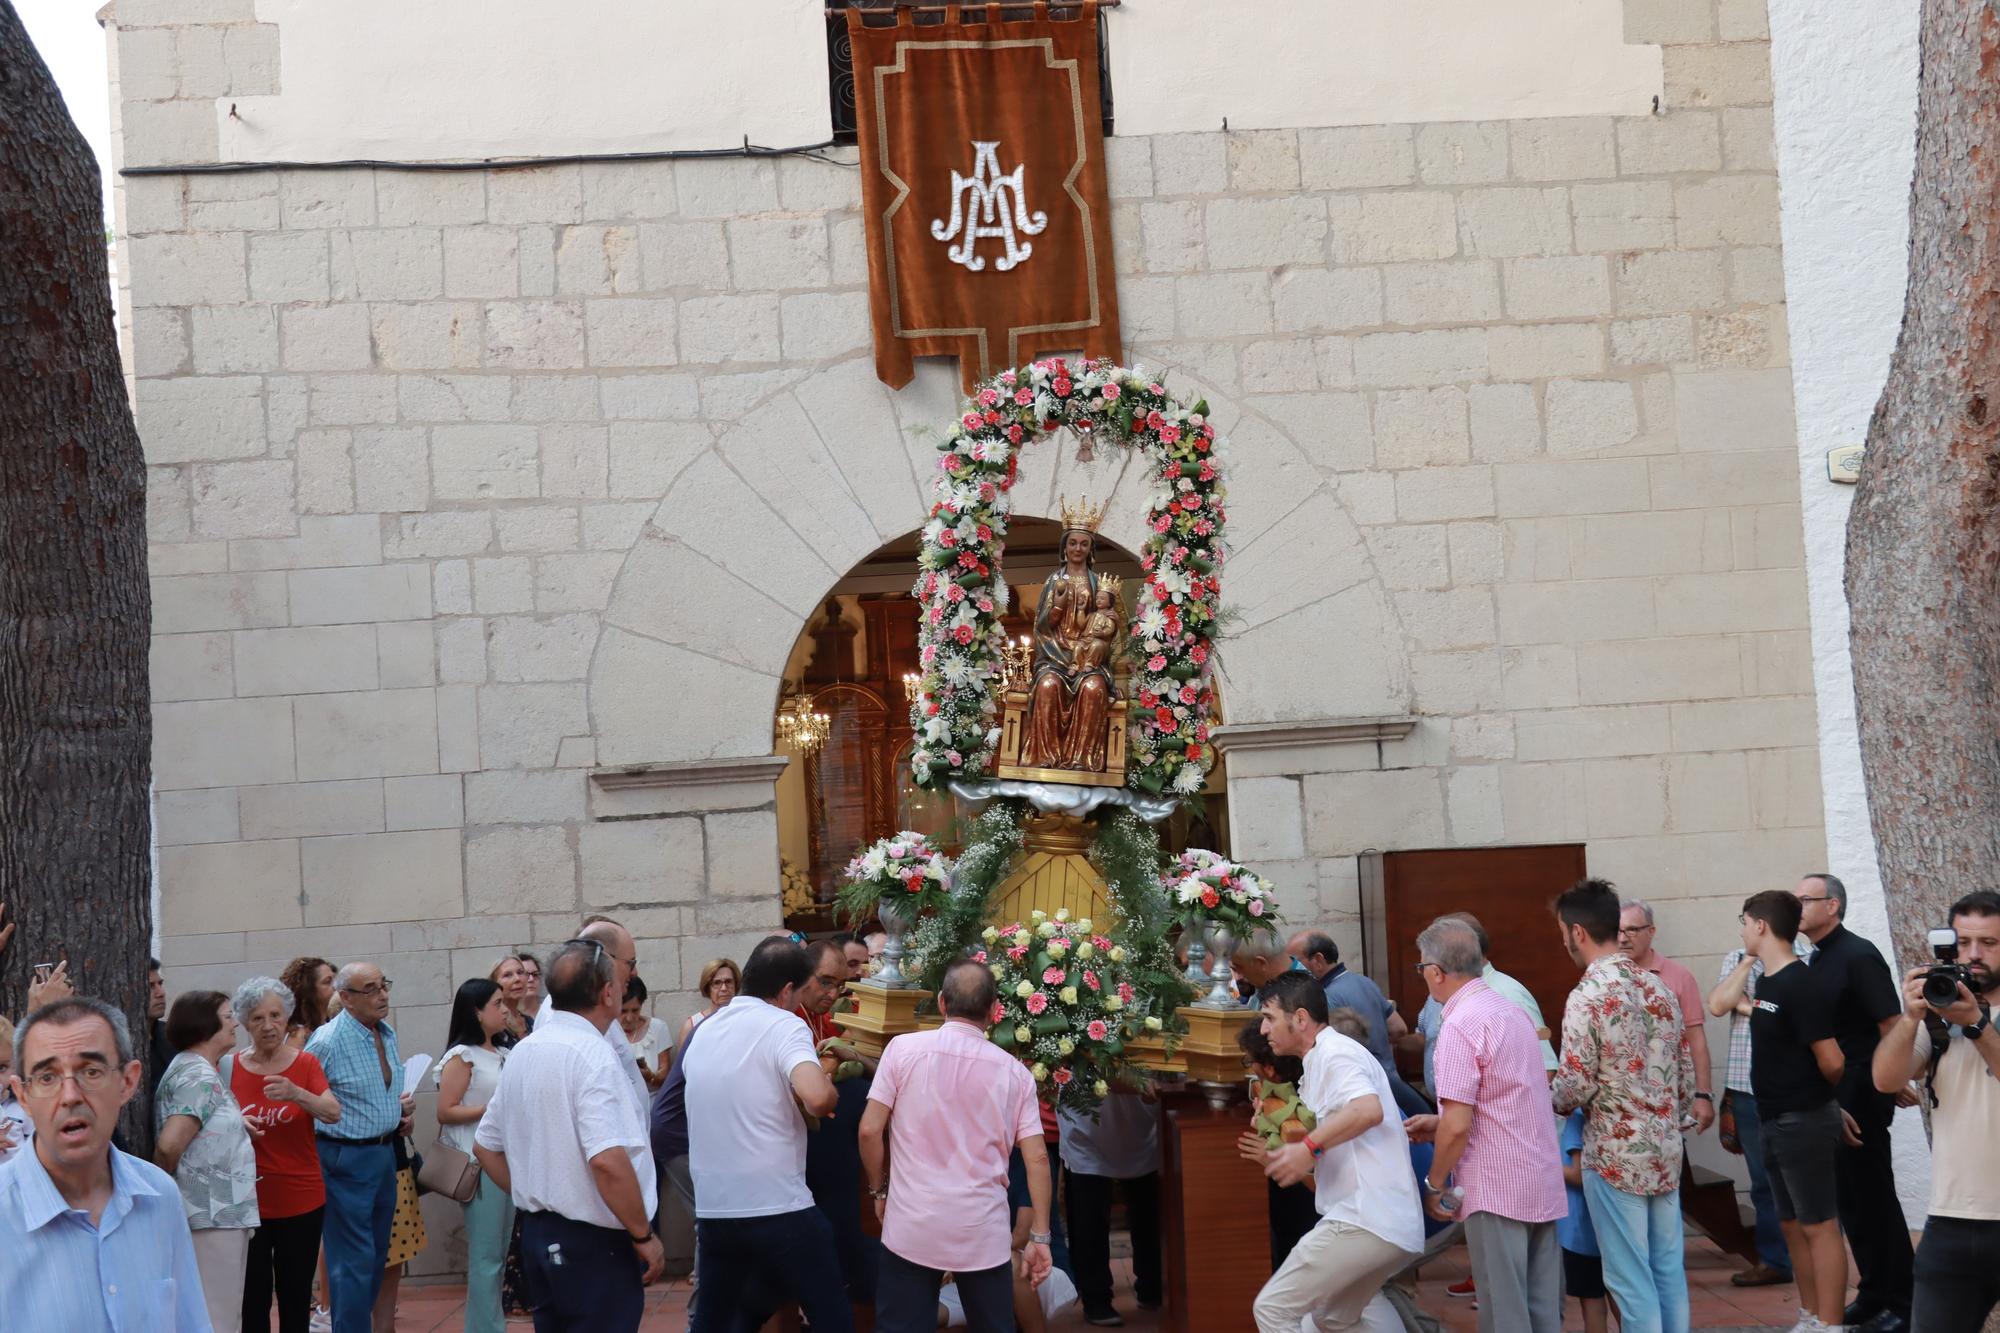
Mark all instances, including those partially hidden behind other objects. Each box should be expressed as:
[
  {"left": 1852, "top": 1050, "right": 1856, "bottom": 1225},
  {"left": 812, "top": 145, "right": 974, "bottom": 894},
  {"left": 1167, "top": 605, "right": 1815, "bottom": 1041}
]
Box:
[{"left": 415, "top": 1136, "right": 480, "bottom": 1203}]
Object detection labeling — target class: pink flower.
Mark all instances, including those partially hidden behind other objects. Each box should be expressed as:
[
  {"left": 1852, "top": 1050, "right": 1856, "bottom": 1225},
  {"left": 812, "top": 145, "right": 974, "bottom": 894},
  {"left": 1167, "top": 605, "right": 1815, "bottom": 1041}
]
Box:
[
  {"left": 955, "top": 624, "right": 975, "bottom": 645},
  {"left": 1180, "top": 494, "right": 1202, "bottom": 512},
  {"left": 1043, "top": 966, "right": 1066, "bottom": 985},
  {"left": 973, "top": 950, "right": 988, "bottom": 963},
  {"left": 1102, "top": 383, "right": 1121, "bottom": 400},
  {"left": 939, "top": 529, "right": 957, "bottom": 548},
  {"left": 1179, "top": 684, "right": 1198, "bottom": 705},
  {"left": 1153, "top": 515, "right": 1172, "bottom": 533},
  {"left": 1147, "top": 654, "right": 1167, "bottom": 672},
  {"left": 1087, "top": 1020, "right": 1109, "bottom": 1041},
  {"left": 1006, "top": 425, "right": 1024, "bottom": 444},
  {"left": 1082, "top": 970, "right": 1100, "bottom": 991},
  {"left": 1053, "top": 378, "right": 1072, "bottom": 397},
  {"left": 946, "top": 583, "right": 966, "bottom": 603},
  {"left": 962, "top": 413, "right": 982, "bottom": 430},
  {"left": 946, "top": 749, "right": 962, "bottom": 766},
  {"left": 1249, "top": 899, "right": 1265, "bottom": 917},
  {"left": 1117, "top": 982, "right": 1135, "bottom": 1003},
  {"left": 978, "top": 388, "right": 1000, "bottom": 407},
  {"left": 1015, "top": 388, "right": 1034, "bottom": 406},
  {"left": 1052, "top": 1067, "right": 1073, "bottom": 1085},
  {"left": 1008, "top": 944, "right": 1029, "bottom": 960},
  {"left": 989, "top": 999, "right": 1005, "bottom": 1025},
  {"left": 1026, "top": 991, "right": 1049, "bottom": 1015},
  {"left": 1159, "top": 425, "right": 1181, "bottom": 445}
]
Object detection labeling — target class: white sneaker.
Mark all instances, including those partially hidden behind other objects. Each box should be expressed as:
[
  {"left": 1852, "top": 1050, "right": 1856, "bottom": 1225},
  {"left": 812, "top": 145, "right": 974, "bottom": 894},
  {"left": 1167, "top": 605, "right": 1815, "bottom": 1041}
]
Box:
[
  {"left": 1786, "top": 1311, "right": 1816, "bottom": 1333},
  {"left": 309, "top": 1307, "right": 332, "bottom": 1333}
]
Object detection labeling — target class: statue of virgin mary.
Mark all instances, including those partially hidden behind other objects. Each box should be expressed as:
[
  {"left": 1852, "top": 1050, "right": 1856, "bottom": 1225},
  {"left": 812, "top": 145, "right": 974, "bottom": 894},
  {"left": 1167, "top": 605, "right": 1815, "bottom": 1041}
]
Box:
[{"left": 1019, "top": 502, "right": 1122, "bottom": 773}]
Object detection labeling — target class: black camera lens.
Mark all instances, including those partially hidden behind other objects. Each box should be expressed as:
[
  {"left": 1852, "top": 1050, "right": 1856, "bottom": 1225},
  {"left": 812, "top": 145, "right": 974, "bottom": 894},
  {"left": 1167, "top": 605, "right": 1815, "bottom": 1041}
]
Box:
[{"left": 1923, "top": 966, "right": 1965, "bottom": 1008}]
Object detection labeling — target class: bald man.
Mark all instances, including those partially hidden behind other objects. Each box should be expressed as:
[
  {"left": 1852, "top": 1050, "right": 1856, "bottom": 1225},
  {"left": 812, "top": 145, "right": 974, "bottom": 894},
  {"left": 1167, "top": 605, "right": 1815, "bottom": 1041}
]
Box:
[{"left": 538, "top": 919, "right": 650, "bottom": 1115}]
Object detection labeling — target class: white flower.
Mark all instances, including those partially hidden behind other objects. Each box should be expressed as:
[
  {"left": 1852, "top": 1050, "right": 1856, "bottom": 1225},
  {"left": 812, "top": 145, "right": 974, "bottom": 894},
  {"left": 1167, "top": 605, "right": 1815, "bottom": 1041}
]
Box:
[
  {"left": 1175, "top": 877, "right": 1205, "bottom": 904},
  {"left": 940, "top": 655, "right": 978, "bottom": 687},
  {"left": 1135, "top": 606, "right": 1167, "bottom": 640},
  {"left": 1015, "top": 1024, "right": 1032, "bottom": 1043},
  {"left": 1173, "top": 764, "right": 1206, "bottom": 794}
]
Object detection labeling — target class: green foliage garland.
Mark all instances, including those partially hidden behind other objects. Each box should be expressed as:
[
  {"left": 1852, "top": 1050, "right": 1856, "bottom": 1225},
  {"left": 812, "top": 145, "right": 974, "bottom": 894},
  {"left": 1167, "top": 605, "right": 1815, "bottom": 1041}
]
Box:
[{"left": 904, "top": 800, "right": 1026, "bottom": 996}]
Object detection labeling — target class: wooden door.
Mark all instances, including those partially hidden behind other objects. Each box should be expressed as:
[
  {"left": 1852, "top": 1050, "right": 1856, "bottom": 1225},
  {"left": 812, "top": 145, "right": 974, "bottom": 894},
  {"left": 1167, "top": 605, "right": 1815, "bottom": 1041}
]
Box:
[{"left": 1359, "top": 844, "right": 1588, "bottom": 1043}]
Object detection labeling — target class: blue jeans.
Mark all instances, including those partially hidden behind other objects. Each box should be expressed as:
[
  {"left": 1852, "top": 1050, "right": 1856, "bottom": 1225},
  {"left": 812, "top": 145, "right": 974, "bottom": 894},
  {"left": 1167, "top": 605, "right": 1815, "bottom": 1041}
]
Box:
[
  {"left": 1582, "top": 1172, "right": 1688, "bottom": 1333},
  {"left": 1727, "top": 1091, "right": 1792, "bottom": 1273},
  {"left": 317, "top": 1138, "right": 397, "bottom": 1333}
]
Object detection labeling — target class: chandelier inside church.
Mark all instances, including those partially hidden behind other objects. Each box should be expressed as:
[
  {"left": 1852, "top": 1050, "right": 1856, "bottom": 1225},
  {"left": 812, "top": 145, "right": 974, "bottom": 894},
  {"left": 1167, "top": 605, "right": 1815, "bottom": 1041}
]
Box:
[{"left": 775, "top": 690, "right": 831, "bottom": 755}]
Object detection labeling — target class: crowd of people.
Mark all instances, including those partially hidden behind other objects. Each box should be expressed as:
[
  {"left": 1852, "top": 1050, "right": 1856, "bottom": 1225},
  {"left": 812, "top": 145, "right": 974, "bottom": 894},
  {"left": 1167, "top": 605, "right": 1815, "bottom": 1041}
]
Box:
[{"left": 0, "top": 873, "right": 1992, "bottom": 1333}]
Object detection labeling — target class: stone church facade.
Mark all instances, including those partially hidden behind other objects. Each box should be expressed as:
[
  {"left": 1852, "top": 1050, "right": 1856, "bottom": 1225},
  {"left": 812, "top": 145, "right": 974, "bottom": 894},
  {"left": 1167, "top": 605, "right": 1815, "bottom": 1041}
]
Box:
[{"left": 113, "top": 0, "right": 1811, "bottom": 1221}]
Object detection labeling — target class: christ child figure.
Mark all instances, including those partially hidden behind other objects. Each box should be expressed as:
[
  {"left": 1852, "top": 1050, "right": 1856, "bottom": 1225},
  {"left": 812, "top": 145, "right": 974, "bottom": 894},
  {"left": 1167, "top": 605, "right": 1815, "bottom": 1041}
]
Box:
[{"left": 1072, "top": 583, "right": 1121, "bottom": 673}]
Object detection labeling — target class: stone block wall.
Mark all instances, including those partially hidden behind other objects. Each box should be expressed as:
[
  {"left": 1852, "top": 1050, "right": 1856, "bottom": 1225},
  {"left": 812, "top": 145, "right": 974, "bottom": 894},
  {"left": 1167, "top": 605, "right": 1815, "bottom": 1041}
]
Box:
[{"left": 112, "top": 0, "right": 1811, "bottom": 1264}]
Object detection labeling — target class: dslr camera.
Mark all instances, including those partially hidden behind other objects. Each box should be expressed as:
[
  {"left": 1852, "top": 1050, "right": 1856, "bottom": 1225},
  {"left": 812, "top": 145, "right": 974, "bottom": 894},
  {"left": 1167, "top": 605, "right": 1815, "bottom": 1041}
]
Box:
[{"left": 1923, "top": 926, "right": 1978, "bottom": 1009}]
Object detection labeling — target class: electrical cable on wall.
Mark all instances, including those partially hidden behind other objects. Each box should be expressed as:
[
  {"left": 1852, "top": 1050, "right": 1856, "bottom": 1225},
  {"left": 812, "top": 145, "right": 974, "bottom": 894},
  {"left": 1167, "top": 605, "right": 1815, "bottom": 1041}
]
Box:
[{"left": 121, "top": 137, "right": 855, "bottom": 178}]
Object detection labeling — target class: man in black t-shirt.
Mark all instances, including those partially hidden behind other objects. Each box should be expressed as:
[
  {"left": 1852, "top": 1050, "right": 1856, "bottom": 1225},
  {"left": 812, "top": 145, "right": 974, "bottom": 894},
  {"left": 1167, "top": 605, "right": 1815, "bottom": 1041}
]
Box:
[
  {"left": 1743, "top": 890, "right": 1848, "bottom": 1331},
  {"left": 1795, "top": 872, "right": 1912, "bottom": 1333}
]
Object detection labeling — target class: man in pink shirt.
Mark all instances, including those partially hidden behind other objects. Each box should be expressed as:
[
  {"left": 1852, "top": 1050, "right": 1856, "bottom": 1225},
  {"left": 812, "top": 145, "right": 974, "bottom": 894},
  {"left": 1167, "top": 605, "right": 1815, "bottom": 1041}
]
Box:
[
  {"left": 1407, "top": 917, "right": 1568, "bottom": 1333},
  {"left": 860, "top": 958, "right": 1053, "bottom": 1333},
  {"left": 1620, "top": 898, "right": 1716, "bottom": 1134}
]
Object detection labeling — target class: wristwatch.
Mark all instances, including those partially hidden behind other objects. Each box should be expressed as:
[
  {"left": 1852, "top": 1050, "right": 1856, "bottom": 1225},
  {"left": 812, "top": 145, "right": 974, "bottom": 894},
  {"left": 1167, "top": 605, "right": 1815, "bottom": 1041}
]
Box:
[
  {"left": 1965, "top": 1007, "right": 1991, "bottom": 1040},
  {"left": 1692, "top": 1092, "right": 1713, "bottom": 1103},
  {"left": 627, "top": 1229, "right": 652, "bottom": 1244},
  {"left": 1028, "top": 1230, "right": 1053, "bottom": 1245}
]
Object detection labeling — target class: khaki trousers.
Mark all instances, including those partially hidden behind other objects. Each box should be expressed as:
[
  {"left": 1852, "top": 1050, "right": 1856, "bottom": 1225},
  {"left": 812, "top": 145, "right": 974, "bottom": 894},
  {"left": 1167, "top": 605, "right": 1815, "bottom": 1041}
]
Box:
[
  {"left": 1254, "top": 1217, "right": 1414, "bottom": 1333},
  {"left": 192, "top": 1225, "right": 251, "bottom": 1333}
]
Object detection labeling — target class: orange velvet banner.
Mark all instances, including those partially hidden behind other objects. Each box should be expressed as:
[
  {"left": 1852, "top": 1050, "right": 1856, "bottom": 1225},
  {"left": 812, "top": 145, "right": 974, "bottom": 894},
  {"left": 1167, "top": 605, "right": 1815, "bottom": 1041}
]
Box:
[{"left": 847, "top": 2, "right": 1123, "bottom": 393}]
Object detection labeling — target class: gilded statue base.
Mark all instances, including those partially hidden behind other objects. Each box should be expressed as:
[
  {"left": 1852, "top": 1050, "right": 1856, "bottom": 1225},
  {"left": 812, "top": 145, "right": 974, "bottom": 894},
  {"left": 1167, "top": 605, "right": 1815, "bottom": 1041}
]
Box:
[
  {"left": 995, "top": 690, "right": 1128, "bottom": 787},
  {"left": 840, "top": 809, "right": 1223, "bottom": 1077}
]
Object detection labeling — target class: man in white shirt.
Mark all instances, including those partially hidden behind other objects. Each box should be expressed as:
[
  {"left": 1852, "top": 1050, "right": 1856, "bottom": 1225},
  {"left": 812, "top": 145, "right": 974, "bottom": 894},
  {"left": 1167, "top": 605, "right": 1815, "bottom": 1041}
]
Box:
[
  {"left": 474, "top": 938, "right": 663, "bottom": 1332},
  {"left": 536, "top": 916, "right": 650, "bottom": 1116},
  {"left": 1241, "top": 971, "right": 1425, "bottom": 1333},
  {"left": 682, "top": 935, "right": 850, "bottom": 1333}
]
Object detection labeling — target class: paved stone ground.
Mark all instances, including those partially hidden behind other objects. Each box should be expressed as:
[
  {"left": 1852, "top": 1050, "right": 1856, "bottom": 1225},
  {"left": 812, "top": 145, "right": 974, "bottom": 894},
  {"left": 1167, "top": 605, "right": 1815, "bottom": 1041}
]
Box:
[{"left": 384, "top": 1234, "right": 1800, "bottom": 1330}]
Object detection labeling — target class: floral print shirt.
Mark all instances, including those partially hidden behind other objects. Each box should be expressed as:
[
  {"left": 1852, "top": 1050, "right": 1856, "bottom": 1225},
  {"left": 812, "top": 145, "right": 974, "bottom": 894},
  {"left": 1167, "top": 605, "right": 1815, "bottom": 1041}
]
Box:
[{"left": 1552, "top": 953, "right": 1695, "bottom": 1197}]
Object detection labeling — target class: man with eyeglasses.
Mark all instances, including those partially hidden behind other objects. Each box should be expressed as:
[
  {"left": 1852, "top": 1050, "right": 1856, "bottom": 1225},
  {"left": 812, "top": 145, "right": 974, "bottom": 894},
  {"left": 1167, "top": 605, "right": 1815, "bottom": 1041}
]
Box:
[
  {"left": 0, "top": 996, "right": 211, "bottom": 1331},
  {"left": 1617, "top": 900, "right": 1715, "bottom": 1135},
  {"left": 538, "top": 918, "right": 649, "bottom": 1117},
  {"left": 306, "top": 962, "right": 410, "bottom": 1333},
  {"left": 1795, "top": 873, "right": 1913, "bottom": 1333}
]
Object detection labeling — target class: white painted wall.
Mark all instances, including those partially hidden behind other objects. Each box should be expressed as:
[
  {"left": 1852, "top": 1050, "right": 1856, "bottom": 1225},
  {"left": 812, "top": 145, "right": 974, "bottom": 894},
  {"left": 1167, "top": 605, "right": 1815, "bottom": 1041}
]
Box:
[
  {"left": 1767, "top": 0, "right": 1928, "bottom": 1220},
  {"left": 224, "top": 0, "right": 835, "bottom": 161},
  {"left": 1112, "top": 0, "right": 1659, "bottom": 133},
  {"left": 216, "top": 0, "right": 1658, "bottom": 163}
]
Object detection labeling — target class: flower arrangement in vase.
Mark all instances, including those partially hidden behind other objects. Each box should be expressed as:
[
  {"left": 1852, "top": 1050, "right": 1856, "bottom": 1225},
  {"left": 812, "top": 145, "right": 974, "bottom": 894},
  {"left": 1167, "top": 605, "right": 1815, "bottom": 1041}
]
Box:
[
  {"left": 982, "top": 908, "right": 1161, "bottom": 1111},
  {"left": 836, "top": 832, "right": 952, "bottom": 988},
  {"left": 1165, "top": 849, "right": 1282, "bottom": 1007}
]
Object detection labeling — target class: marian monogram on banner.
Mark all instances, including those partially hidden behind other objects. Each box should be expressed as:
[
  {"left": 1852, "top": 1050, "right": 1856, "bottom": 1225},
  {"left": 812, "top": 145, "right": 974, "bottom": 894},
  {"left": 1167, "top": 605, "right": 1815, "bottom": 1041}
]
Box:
[
  {"left": 932, "top": 141, "right": 1048, "bottom": 272},
  {"left": 847, "top": 2, "right": 1123, "bottom": 392}
]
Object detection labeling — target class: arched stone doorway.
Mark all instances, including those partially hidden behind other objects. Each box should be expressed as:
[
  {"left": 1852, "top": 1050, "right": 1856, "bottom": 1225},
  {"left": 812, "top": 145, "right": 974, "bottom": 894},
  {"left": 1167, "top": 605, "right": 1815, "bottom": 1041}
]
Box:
[{"left": 584, "top": 357, "right": 1410, "bottom": 930}]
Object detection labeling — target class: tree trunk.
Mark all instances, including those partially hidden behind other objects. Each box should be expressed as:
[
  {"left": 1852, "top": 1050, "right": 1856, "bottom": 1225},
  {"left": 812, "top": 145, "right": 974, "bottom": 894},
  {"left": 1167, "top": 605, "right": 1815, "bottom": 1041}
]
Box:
[
  {"left": 1847, "top": 0, "right": 2000, "bottom": 972},
  {"left": 0, "top": 2, "right": 157, "bottom": 1149}
]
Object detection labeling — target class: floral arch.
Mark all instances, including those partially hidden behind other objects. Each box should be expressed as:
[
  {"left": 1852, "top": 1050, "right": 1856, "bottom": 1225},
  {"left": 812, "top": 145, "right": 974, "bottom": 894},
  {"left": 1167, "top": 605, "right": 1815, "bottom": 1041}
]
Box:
[{"left": 908, "top": 358, "right": 1227, "bottom": 802}]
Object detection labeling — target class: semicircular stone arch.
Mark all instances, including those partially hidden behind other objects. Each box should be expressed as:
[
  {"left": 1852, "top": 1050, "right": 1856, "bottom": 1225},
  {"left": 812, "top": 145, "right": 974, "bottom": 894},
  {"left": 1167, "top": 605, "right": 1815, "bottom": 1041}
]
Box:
[{"left": 587, "top": 356, "right": 1411, "bottom": 770}]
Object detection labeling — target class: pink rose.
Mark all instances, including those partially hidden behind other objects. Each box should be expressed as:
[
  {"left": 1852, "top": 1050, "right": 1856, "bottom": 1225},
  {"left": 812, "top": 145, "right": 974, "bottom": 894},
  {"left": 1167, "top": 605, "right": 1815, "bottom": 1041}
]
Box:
[
  {"left": 1026, "top": 991, "right": 1049, "bottom": 1015},
  {"left": 1087, "top": 1020, "right": 1109, "bottom": 1041},
  {"left": 1249, "top": 899, "right": 1265, "bottom": 917}
]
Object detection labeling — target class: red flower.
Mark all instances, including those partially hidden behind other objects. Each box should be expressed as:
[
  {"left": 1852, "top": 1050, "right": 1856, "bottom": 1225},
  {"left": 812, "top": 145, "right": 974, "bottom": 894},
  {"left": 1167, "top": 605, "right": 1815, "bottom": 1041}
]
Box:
[
  {"left": 1153, "top": 706, "right": 1176, "bottom": 729},
  {"left": 1053, "top": 378, "right": 1072, "bottom": 397},
  {"left": 1180, "top": 494, "right": 1202, "bottom": 512},
  {"left": 1190, "top": 643, "right": 1209, "bottom": 665},
  {"left": 954, "top": 624, "right": 975, "bottom": 645},
  {"left": 1179, "top": 684, "right": 1198, "bottom": 705},
  {"left": 1200, "top": 887, "right": 1220, "bottom": 908},
  {"left": 939, "top": 529, "right": 957, "bottom": 548},
  {"left": 1186, "top": 743, "right": 1203, "bottom": 762},
  {"left": 957, "top": 551, "right": 978, "bottom": 569},
  {"left": 983, "top": 410, "right": 1002, "bottom": 426},
  {"left": 976, "top": 524, "right": 992, "bottom": 542},
  {"left": 1052, "top": 1067, "right": 1073, "bottom": 1085}
]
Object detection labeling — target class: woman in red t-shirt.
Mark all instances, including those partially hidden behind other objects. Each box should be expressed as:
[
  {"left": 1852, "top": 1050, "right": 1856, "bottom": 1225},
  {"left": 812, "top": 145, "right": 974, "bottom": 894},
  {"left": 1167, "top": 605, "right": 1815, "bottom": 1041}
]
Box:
[{"left": 231, "top": 976, "right": 343, "bottom": 1333}]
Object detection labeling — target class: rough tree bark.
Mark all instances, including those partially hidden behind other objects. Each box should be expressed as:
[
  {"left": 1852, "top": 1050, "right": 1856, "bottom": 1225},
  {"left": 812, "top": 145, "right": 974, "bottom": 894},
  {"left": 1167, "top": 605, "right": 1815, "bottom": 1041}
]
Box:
[
  {"left": 0, "top": 3, "right": 157, "bottom": 1148},
  {"left": 1848, "top": 0, "right": 2000, "bottom": 974}
]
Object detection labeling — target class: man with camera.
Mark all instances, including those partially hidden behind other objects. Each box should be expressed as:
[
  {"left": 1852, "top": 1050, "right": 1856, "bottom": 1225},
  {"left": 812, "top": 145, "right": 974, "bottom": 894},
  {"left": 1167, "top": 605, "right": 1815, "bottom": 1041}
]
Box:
[{"left": 1871, "top": 890, "right": 2000, "bottom": 1333}]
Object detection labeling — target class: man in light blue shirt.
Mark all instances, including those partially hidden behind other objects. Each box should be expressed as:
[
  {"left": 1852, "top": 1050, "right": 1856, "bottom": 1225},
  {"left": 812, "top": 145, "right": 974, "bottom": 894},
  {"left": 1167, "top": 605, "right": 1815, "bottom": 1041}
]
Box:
[
  {"left": 0, "top": 996, "right": 210, "bottom": 1332},
  {"left": 306, "top": 962, "right": 409, "bottom": 1333},
  {"left": 1286, "top": 929, "right": 1429, "bottom": 1115}
]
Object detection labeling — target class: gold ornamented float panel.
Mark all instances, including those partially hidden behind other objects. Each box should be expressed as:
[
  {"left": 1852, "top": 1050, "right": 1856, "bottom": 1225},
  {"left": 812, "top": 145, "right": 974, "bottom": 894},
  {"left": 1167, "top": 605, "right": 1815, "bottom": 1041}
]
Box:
[{"left": 987, "top": 810, "right": 1118, "bottom": 930}]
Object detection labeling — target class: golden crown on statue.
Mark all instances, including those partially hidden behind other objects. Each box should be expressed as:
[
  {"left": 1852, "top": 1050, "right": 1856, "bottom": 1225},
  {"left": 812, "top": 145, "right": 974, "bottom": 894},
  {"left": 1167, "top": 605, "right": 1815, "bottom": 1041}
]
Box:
[
  {"left": 1058, "top": 493, "right": 1107, "bottom": 533},
  {"left": 1096, "top": 573, "right": 1121, "bottom": 598}
]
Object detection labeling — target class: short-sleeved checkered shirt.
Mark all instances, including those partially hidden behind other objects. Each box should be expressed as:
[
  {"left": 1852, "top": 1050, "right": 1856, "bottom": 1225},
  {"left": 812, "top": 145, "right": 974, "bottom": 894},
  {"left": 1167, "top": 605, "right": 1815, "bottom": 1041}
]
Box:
[
  {"left": 306, "top": 1010, "right": 403, "bottom": 1140},
  {"left": 1715, "top": 939, "right": 1814, "bottom": 1094}
]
